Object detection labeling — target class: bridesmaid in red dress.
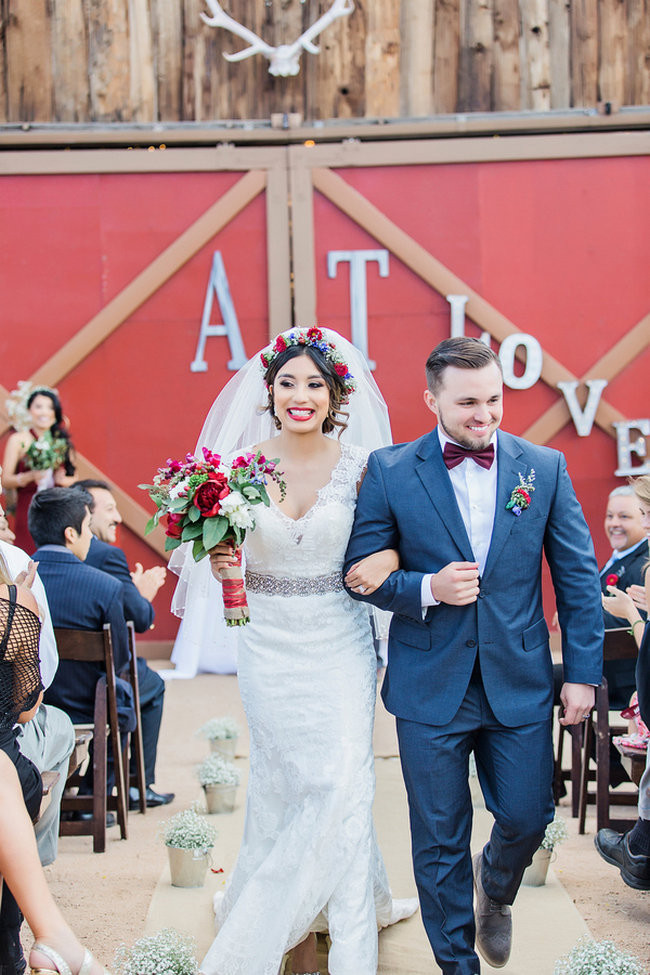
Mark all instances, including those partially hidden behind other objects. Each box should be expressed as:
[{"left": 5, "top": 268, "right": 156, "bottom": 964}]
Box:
[{"left": 2, "top": 388, "right": 76, "bottom": 551}]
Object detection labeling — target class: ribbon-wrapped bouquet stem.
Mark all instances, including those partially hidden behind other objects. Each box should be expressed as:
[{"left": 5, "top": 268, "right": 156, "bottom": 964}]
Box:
[{"left": 141, "top": 448, "right": 285, "bottom": 625}]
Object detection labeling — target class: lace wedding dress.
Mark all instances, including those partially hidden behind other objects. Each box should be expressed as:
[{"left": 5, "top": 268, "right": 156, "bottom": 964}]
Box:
[{"left": 200, "top": 443, "right": 417, "bottom": 975}]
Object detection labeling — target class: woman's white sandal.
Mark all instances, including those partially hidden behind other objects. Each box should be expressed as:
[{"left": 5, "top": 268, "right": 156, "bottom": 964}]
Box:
[{"left": 30, "top": 942, "right": 110, "bottom": 975}]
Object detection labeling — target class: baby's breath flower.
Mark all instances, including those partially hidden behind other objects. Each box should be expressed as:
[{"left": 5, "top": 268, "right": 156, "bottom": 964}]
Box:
[
  {"left": 554, "top": 937, "right": 643, "bottom": 975},
  {"left": 161, "top": 809, "right": 217, "bottom": 851},
  {"left": 115, "top": 928, "right": 199, "bottom": 975},
  {"left": 198, "top": 753, "right": 241, "bottom": 787},
  {"left": 196, "top": 716, "right": 241, "bottom": 741},
  {"left": 541, "top": 814, "right": 569, "bottom": 850}
]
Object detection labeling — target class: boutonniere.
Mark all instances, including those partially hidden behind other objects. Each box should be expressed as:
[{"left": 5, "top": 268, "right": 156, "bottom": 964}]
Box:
[{"left": 505, "top": 469, "right": 535, "bottom": 517}]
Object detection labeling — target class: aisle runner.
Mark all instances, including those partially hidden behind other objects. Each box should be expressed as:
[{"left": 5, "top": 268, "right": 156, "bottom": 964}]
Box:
[{"left": 145, "top": 675, "right": 590, "bottom": 973}]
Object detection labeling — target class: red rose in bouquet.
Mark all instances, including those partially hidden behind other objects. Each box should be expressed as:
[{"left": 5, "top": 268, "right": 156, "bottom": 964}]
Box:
[
  {"left": 165, "top": 513, "right": 184, "bottom": 539},
  {"left": 193, "top": 472, "right": 230, "bottom": 517},
  {"left": 141, "top": 449, "right": 286, "bottom": 626}
]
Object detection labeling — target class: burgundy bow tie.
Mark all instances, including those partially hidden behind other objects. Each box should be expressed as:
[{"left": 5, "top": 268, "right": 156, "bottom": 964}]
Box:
[{"left": 443, "top": 441, "right": 495, "bottom": 470}]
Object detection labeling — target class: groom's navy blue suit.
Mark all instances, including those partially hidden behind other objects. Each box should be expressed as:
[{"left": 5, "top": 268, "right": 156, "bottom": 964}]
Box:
[{"left": 345, "top": 428, "right": 603, "bottom": 973}]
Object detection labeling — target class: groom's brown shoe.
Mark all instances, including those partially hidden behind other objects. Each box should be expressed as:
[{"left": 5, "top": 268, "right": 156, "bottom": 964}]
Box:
[{"left": 472, "top": 852, "right": 512, "bottom": 968}]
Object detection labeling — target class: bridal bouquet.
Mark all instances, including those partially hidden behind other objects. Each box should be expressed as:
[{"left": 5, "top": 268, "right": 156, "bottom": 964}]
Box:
[
  {"left": 141, "top": 448, "right": 285, "bottom": 626},
  {"left": 23, "top": 431, "right": 68, "bottom": 471}
]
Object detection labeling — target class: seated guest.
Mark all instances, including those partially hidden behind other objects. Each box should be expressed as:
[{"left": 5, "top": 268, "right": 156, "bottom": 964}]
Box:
[
  {"left": 0, "top": 567, "right": 44, "bottom": 975},
  {"left": 74, "top": 480, "right": 173, "bottom": 810},
  {"left": 600, "top": 486, "right": 649, "bottom": 708},
  {"left": 553, "top": 486, "right": 649, "bottom": 799},
  {"left": 28, "top": 488, "right": 135, "bottom": 818},
  {"left": 0, "top": 465, "right": 75, "bottom": 870},
  {"left": 0, "top": 750, "right": 112, "bottom": 975},
  {"left": 597, "top": 474, "right": 650, "bottom": 889},
  {"left": 75, "top": 479, "right": 166, "bottom": 631}
]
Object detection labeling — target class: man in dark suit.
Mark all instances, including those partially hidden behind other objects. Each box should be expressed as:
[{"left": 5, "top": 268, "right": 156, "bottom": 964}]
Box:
[
  {"left": 344, "top": 337, "right": 603, "bottom": 974},
  {"left": 28, "top": 487, "right": 134, "bottom": 816},
  {"left": 596, "top": 477, "right": 650, "bottom": 890},
  {"left": 74, "top": 479, "right": 172, "bottom": 809},
  {"left": 600, "top": 486, "right": 648, "bottom": 708}
]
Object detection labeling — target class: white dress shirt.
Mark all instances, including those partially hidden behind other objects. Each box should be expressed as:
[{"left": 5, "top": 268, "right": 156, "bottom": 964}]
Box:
[
  {"left": 421, "top": 427, "right": 498, "bottom": 610},
  {"left": 0, "top": 539, "right": 58, "bottom": 688}
]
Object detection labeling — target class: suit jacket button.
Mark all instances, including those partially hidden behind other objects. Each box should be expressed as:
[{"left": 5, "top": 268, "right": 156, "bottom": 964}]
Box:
[{"left": 466, "top": 639, "right": 476, "bottom": 647}]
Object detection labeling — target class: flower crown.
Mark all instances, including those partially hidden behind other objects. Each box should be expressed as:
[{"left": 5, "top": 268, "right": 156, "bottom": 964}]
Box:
[{"left": 259, "top": 327, "right": 356, "bottom": 398}]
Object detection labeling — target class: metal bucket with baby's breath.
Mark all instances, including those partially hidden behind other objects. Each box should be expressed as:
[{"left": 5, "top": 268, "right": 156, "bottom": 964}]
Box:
[
  {"left": 204, "top": 783, "right": 238, "bottom": 814},
  {"left": 167, "top": 845, "right": 210, "bottom": 888},
  {"left": 522, "top": 814, "right": 568, "bottom": 886},
  {"left": 209, "top": 736, "right": 237, "bottom": 759},
  {"left": 198, "top": 753, "right": 241, "bottom": 815},
  {"left": 161, "top": 808, "right": 216, "bottom": 888},
  {"left": 197, "top": 716, "right": 241, "bottom": 760},
  {"left": 522, "top": 847, "right": 552, "bottom": 886}
]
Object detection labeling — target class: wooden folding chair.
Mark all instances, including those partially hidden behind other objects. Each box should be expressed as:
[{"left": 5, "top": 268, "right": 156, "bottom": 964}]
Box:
[
  {"left": 55, "top": 624, "right": 129, "bottom": 852},
  {"left": 121, "top": 621, "right": 147, "bottom": 815},
  {"left": 578, "top": 627, "right": 640, "bottom": 834},
  {"left": 554, "top": 721, "right": 584, "bottom": 817}
]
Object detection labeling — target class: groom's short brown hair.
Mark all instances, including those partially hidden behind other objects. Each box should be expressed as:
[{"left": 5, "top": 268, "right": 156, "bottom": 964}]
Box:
[{"left": 426, "top": 337, "right": 502, "bottom": 394}]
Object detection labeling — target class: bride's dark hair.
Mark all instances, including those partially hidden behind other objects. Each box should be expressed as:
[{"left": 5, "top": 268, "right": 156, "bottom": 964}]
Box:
[{"left": 263, "top": 345, "right": 350, "bottom": 436}]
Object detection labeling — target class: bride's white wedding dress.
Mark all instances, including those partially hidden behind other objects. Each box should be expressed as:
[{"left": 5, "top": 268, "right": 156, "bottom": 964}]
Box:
[{"left": 200, "top": 443, "right": 417, "bottom": 975}]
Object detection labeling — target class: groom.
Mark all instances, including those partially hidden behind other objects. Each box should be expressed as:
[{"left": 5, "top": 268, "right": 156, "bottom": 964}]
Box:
[{"left": 344, "top": 337, "right": 603, "bottom": 974}]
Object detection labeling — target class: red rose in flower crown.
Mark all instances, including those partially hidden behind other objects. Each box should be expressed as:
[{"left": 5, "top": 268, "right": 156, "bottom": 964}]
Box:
[
  {"left": 193, "top": 472, "right": 230, "bottom": 517},
  {"left": 258, "top": 326, "right": 356, "bottom": 396}
]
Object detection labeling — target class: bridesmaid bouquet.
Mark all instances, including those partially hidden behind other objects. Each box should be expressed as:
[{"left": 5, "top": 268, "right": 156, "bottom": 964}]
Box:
[
  {"left": 24, "top": 431, "right": 68, "bottom": 471},
  {"left": 141, "top": 448, "right": 285, "bottom": 626}
]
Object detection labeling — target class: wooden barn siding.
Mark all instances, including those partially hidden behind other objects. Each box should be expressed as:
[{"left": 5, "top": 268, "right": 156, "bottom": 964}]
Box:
[{"left": 0, "top": 0, "right": 648, "bottom": 124}]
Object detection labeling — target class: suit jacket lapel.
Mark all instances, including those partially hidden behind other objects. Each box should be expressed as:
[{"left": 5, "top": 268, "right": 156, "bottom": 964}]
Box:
[
  {"left": 415, "top": 432, "right": 475, "bottom": 562},
  {"left": 482, "top": 433, "right": 527, "bottom": 580}
]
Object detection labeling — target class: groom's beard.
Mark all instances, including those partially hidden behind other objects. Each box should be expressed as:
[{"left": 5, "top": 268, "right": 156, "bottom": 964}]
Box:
[{"left": 438, "top": 414, "right": 500, "bottom": 451}]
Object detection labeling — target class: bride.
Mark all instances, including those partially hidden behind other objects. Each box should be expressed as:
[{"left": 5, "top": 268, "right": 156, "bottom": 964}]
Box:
[{"left": 171, "top": 328, "right": 416, "bottom": 975}]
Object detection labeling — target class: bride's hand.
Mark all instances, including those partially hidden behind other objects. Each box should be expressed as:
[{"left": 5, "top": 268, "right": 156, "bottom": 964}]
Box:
[
  {"left": 345, "top": 548, "right": 399, "bottom": 595},
  {"left": 208, "top": 542, "right": 240, "bottom": 581}
]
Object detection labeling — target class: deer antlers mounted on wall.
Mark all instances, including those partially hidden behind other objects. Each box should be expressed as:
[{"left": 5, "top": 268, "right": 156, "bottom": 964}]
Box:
[{"left": 201, "top": 0, "right": 355, "bottom": 77}]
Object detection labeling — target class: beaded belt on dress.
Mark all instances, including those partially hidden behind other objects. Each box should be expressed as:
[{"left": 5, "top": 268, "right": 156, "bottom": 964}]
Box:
[{"left": 245, "top": 569, "right": 344, "bottom": 597}]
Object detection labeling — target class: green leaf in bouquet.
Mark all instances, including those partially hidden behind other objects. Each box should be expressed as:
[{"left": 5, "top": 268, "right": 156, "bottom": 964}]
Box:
[
  {"left": 242, "top": 486, "right": 260, "bottom": 500},
  {"left": 169, "top": 497, "right": 190, "bottom": 513},
  {"left": 181, "top": 521, "right": 204, "bottom": 542},
  {"left": 188, "top": 505, "right": 201, "bottom": 523},
  {"left": 192, "top": 537, "right": 208, "bottom": 561},
  {"left": 202, "top": 516, "right": 228, "bottom": 551},
  {"left": 144, "top": 514, "right": 159, "bottom": 535},
  {"left": 164, "top": 536, "right": 182, "bottom": 552}
]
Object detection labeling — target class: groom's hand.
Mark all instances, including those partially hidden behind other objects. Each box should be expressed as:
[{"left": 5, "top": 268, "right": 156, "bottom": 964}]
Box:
[
  {"left": 430, "top": 562, "right": 480, "bottom": 605},
  {"left": 559, "top": 683, "right": 595, "bottom": 726}
]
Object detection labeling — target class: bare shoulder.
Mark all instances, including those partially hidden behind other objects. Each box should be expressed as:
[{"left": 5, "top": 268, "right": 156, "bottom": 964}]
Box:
[
  {"left": 5, "top": 429, "right": 32, "bottom": 452},
  {"left": 252, "top": 439, "right": 279, "bottom": 457},
  {"left": 0, "top": 583, "right": 40, "bottom": 618}
]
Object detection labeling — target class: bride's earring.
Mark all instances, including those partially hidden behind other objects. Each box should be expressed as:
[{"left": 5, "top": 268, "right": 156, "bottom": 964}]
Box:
[{"left": 269, "top": 393, "right": 282, "bottom": 430}]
